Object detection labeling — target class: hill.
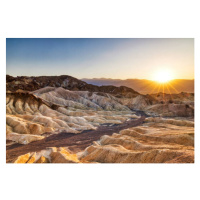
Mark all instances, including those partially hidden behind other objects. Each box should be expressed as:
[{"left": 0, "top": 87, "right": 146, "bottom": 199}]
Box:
[{"left": 6, "top": 75, "right": 139, "bottom": 98}]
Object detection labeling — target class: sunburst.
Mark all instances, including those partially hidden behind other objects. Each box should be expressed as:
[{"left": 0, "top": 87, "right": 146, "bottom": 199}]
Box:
[{"left": 154, "top": 69, "right": 173, "bottom": 83}]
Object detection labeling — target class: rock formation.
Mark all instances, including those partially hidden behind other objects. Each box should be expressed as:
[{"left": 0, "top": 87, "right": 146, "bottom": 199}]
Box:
[
  {"left": 6, "top": 74, "right": 194, "bottom": 163},
  {"left": 11, "top": 118, "right": 194, "bottom": 163},
  {"left": 6, "top": 90, "right": 138, "bottom": 145},
  {"left": 79, "top": 119, "right": 194, "bottom": 163},
  {"left": 6, "top": 75, "right": 139, "bottom": 97},
  {"left": 12, "top": 147, "right": 80, "bottom": 163}
]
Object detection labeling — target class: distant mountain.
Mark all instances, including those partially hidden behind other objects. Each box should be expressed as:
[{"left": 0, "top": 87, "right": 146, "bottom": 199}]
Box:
[{"left": 81, "top": 78, "right": 194, "bottom": 94}]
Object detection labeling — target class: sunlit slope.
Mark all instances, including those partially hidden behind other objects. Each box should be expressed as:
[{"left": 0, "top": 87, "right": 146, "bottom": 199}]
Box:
[
  {"left": 6, "top": 91, "right": 138, "bottom": 144},
  {"left": 32, "top": 87, "right": 130, "bottom": 111},
  {"left": 79, "top": 119, "right": 194, "bottom": 163},
  {"left": 118, "top": 94, "right": 194, "bottom": 117},
  {"left": 12, "top": 118, "right": 194, "bottom": 163},
  {"left": 12, "top": 147, "right": 80, "bottom": 164},
  {"left": 6, "top": 75, "right": 194, "bottom": 118},
  {"left": 33, "top": 87, "right": 194, "bottom": 117},
  {"left": 6, "top": 87, "right": 194, "bottom": 145}
]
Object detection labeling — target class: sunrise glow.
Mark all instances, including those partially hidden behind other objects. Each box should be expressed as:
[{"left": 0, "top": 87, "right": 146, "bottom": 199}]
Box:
[{"left": 154, "top": 69, "right": 174, "bottom": 83}]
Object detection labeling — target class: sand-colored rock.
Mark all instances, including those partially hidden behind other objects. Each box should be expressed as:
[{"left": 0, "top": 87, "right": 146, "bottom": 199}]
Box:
[
  {"left": 27, "top": 153, "right": 36, "bottom": 163},
  {"left": 144, "top": 103, "right": 194, "bottom": 117},
  {"left": 12, "top": 118, "right": 194, "bottom": 163},
  {"left": 14, "top": 153, "right": 30, "bottom": 163},
  {"left": 12, "top": 147, "right": 80, "bottom": 164},
  {"left": 33, "top": 87, "right": 130, "bottom": 111},
  {"left": 7, "top": 132, "right": 45, "bottom": 144},
  {"left": 6, "top": 91, "right": 139, "bottom": 144},
  {"left": 36, "top": 156, "right": 49, "bottom": 163},
  {"left": 79, "top": 122, "right": 194, "bottom": 163},
  {"left": 119, "top": 95, "right": 155, "bottom": 110},
  {"left": 145, "top": 117, "right": 194, "bottom": 127},
  {"left": 50, "top": 148, "right": 79, "bottom": 163},
  {"left": 6, "top": 75, "right": 195, "bottom": 164}
]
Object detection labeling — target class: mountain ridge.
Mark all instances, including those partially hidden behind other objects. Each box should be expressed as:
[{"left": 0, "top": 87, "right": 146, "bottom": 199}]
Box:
[
  {"left": 81, "top": 78, "right": 194, "bottom": 94},
  {"left": 6, "top": 75, "right": 139, "bottom": 98}
]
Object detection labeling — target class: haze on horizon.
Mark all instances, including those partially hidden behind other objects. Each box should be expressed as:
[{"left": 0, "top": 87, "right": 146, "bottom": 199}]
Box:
[{"left": 6, "top": 38, "right": 194, "bottom": 80}]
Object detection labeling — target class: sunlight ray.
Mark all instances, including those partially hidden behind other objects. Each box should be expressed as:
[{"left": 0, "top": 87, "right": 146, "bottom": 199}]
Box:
[
  {"left": 168, "top": 82, "right": 179, "bottom": 93},
  {"left": 165, "top": 84, "right": 174, "bottom": 101}
]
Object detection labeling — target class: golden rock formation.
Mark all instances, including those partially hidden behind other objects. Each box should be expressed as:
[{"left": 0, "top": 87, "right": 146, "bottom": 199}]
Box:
[{"left": 79, "top": 121, "right": 194, "bottom": 163}]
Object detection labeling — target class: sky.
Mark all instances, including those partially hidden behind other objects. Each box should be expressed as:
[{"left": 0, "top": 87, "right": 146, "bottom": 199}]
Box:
[{"left": 6, "top": 38, "right": 194, "bottom": 80}]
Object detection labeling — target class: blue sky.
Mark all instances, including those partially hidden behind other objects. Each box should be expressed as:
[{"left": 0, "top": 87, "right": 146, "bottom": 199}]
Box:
[{"left": 6, "top": 38, "right": 194, "bottom": 80}]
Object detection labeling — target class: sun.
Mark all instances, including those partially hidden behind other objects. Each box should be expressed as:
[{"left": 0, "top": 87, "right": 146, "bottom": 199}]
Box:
[{"left": 154, "top": 69, "right": 173, "bottom": 83}]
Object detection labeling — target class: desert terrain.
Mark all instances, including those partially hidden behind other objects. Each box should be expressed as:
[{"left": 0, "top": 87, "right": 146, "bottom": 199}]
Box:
[{"left": 6, "top": 75, "right": 194, "bottom": 163}]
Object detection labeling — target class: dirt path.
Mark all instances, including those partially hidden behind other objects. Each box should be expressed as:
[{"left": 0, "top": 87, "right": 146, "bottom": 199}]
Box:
[{"left": 6, "top": 116, "right": 146, "bottom": 163}]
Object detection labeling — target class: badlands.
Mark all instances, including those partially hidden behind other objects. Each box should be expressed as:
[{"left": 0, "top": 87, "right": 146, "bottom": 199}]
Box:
[{"left": 6, "top": 75, "right": 194, "bottom": 163}]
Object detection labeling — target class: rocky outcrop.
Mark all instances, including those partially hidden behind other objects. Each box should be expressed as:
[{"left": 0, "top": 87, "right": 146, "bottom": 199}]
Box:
[
  {"left": 151, "top": 92, "right": 194, "bottom": 103},
  {"left": 33, "top": 87, "right": 130, "bottom": 111},
  {"left": 36, "top": 156, "right": 49, "bottom": 163},
  {"left": 12, "top": 147, "right": 79, "bottom": 164},
  {"left": 118, "top": 93, "right": 194, "bottom": 117},
  {"left": 6, "top": 75, "right": 194, "bottom": 118},
  {"left": 145, "top": 117, "right": 194, "bottom": 127},
  {"left": 14, "top": 153, "right": 31, "bottom": 163},
  {"left": 79, "top": 121, "right": 194, "bottom": 163},
  {"left": 6, "top": 91, "right": 138, "bottom": 144},
  {"left": 145, "top": 103, "right": 194, "bottom": 117},
  {"left": 7, "top": 133, "right": 45, "bottom": 144},
  {"left": 10, "top": 118, "right": 194, "bottom": 163},
  {"left": 50, "top": 147, "right": 79, "bottom": 163},
  {"left": 119, "top": 95, "right": 158, "bottom": 110},
  {"left": 6, "top": 88, "right": 194, "bottom": 146}
]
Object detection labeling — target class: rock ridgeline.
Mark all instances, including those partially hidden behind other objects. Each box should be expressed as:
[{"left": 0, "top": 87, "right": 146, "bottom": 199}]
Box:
[
  {"left": 6, "top": 89, "right": 139, "bottom": 145},
  {"left": 11, "top": 118, "right": 194, "bottom": 163},
  {"left": 6, "top": 75, "right": 139, "bottom": 98}
]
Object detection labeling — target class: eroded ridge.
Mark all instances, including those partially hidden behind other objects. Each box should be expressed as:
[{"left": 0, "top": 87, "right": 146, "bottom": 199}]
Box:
[
  {"left": 9, "top": 118, "right": 194, "bottom": 163},
  {"left": 6, "top": 91, "right": 139, "bottom": 145},
  {"left": 79, "top": 120, "right": 194, "bottom": 163}
]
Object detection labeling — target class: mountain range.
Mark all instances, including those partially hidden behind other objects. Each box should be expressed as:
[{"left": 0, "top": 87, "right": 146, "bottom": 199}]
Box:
[{"left": 82, "top": 78, "right": 194, "bottom": 94}]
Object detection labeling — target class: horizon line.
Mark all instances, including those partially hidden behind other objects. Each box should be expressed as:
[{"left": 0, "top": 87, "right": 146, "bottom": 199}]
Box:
[{"left": 6, "top": 74, "right": 194, "bottom": 81}]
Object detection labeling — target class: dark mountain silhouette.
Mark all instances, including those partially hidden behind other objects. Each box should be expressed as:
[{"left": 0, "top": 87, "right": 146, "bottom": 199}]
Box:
[{"left": 6, "top": 75, "right": 139, "bottom": 98}]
